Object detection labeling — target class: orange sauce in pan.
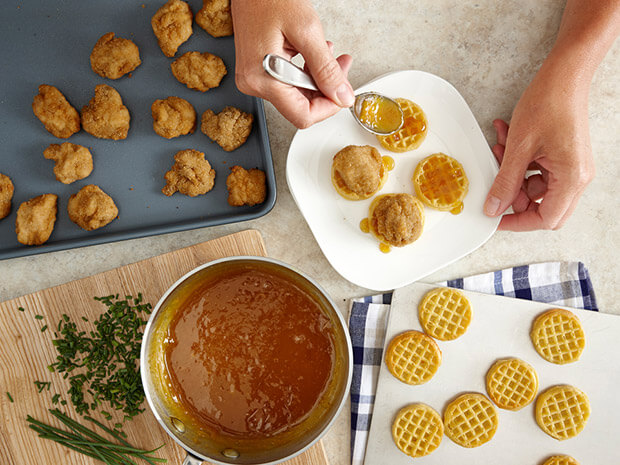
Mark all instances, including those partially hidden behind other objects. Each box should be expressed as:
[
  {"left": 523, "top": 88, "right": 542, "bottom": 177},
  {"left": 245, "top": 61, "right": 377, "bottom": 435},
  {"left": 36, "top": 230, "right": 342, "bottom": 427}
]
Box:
[{"left": 162, "top": 265, "right": 335, "bottom": 440}]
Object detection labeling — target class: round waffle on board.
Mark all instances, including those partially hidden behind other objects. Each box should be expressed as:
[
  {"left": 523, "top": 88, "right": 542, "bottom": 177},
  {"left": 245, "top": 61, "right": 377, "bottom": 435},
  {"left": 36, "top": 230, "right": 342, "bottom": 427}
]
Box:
[
  {"left": 535, "top": 385, "right": 590, "bottom": 440},
  {"left": 486, "top": 357, "right": 539, "bottom": 410},
  {"left": 418, "top": 287, "right": 472, "bottom": 341},
  {"left": 385, "top": 330, "right": 442, "bottom": 385},
  {"left": 412, "top": 152, "right": 469, "bottom": 214},
  {"left": 443, "top": 393, "right": 499, "bottom": 448},
  {"left": 542, "top": 455, "right": 581, "bottom": 465},
  {"left": 530, "top": 308, "right": 585, "bottom": 364},
  {"left": 376, "top": 98, "right": 428, "bottom": 153},
  {"left": 391, "top": 403, "right": 443, "bottom": 458}
]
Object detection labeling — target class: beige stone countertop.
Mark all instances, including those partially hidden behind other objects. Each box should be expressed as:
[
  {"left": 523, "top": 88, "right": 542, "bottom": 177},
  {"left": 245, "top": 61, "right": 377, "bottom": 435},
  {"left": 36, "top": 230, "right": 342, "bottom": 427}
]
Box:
[{"left": 1, "top": 1, "right": 618, "bottom": 465}]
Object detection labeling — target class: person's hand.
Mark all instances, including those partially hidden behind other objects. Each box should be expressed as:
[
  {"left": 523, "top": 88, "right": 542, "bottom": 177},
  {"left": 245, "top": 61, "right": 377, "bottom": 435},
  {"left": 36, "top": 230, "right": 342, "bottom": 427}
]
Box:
[
  {"left": 483, "top": 71, "right": 595, "bottom": 231},
  {"left": 231, "top": 0, "right": 355, "bottom": 129}
]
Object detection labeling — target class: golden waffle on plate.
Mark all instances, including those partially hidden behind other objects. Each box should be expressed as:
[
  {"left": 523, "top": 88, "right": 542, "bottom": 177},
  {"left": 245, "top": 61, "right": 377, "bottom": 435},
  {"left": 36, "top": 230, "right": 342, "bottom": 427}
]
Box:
[
  {"left": 530, "top": 308, "right": 585, "bottom": 364},
  {"left": 418, "top": 287, "right": 472, "bottom": 341},
  {"left": 542, "top": 455, "right": 581, "bottom": 465},
  {"left": 444, "top": 393, "right": 498, "bottom": 448},
  {"left": 485, "top": 358, "right": 538, "bottom": 410},
  {"left": 535, "top": 385, "right": 590, "bottom": 440},
  {"left": 376, "top": 98, "right": 428, "bottom": 153},
  {"left": 413, "top": 153, "right": 469, "bottom": 214},
  {"left": 391, "top": 403, "right": 443, "bottom": 458},
  {"left": 385, "top": 330, "right": 441, "bottom": 385}
]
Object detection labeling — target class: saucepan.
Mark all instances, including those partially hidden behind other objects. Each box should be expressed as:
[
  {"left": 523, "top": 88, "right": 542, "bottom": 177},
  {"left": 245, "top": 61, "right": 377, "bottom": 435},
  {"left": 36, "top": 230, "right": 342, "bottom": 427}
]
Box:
[{"left": 140, "top": 256, "right": 353, "bottom": 465}]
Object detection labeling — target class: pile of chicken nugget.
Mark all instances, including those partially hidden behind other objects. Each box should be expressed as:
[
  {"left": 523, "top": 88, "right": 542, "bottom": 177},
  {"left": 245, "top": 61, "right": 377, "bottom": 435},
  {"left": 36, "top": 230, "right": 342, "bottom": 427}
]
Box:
[{"left": 0, "top": 0, "right": 266, "bottom": 247}]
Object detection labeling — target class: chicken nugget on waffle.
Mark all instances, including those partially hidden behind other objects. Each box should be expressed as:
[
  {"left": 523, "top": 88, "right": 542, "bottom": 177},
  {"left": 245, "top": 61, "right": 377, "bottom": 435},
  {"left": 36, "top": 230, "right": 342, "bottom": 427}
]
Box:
[
  {"left": 196, "top": 0, "right": 233, "bottom": 37},
  {"left": 385, "top": 330, "right": 441, "bottom": 385},
  {"left": 376, "top": 98, "right": 427, "bottom": 152},
  {"left": 90, "top": 32, "right": 141, "bottom": 79},
  {"left": 413, "top": 153, "right": 469, "bottom": 214},
  {"left": 201, "top": 106, "right": 252, "bottom": 151},
  {"left": 530, "top": 308, "right": 585, "bottom": 364},
  {"left": 444, "top": 393, "right": 498, "bottom": 448},
  {"left": 542, "top": 455, "right": 581, "bottom": 465},
  {"left": 68, "top": 185, "right": 118, "bottom": 231},
  {"left": 0, "top": 173, "right": 15, "bottom": 220},
  {"left": 43, "top": 143, "right": 93, "bottom": 184},
  {"left": 226, "top": 166, "right": 266, "bottom": 206},
  {"left": 486, "top": 358, "right": 538, "bottom": 410},
  {"left": 368, "top": 193, "right": 425, "bottom": 250},
  {"left": 536, "top": 385, "right": 590, "bottom": 440},
  {"left": 392, "top": 403, "right": 443, "bottom": 458},
  {"left": 162, "top": 149, "right": 215, "bottom": 197},
  {"left": 331, "top": 145, "right": 388, "bottom": 200},
  {"left": 152, "top": 96, "right": 196, "bottom": 139},
  {"left": 151, "top": 0, "right": 193, "bottom": 57},
  {"left": 81, "top": 84, "right": 130, "bottom": 140},
  {"left": 15, "top": 194, "right": 58, "bottom": 245},
  {"left": 32, "top": 85, "right": 80, "bottom": 139},
  {"left": 171, "top": 51, "right": 227, "bottom": 92},
  {"left": 418, "top": 287, "right": 472, "bottom": 341}
]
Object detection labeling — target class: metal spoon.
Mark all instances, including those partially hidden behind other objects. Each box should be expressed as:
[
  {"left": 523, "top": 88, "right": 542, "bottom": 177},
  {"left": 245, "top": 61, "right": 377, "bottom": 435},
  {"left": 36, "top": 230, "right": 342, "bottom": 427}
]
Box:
[{"left": 262, "top": 54, "right": 404, "bottom": 135}]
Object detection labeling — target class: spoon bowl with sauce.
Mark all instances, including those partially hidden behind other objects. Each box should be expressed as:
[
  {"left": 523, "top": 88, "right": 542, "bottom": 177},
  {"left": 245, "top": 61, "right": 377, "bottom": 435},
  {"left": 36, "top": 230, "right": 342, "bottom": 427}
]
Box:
[{"left": 263, "top": 54, "right": 404, "bottom": 135}]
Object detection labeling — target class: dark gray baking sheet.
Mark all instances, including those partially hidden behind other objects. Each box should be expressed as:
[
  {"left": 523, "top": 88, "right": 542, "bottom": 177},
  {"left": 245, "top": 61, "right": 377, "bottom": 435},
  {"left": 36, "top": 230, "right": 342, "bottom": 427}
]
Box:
[{"left": 0, "top": 0, "right": 276, "bottom": 260}]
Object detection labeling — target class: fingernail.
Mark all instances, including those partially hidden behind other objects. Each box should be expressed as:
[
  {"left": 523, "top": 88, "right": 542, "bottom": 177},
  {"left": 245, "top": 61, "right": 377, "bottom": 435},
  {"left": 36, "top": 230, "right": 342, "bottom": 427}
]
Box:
[
  {"left": 484, "top": 196, "right": 501, "bottom": 216},
  {"left": 336, "top": 84, "right": 355, "bottom": 107}
]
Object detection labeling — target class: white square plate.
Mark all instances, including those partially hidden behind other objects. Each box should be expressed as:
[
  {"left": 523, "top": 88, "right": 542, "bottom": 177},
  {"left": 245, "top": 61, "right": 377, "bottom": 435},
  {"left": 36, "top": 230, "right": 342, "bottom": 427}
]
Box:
[
  {"left": 286, "top": 70, "right": 500, "bottom": 290},
  {"left": 364, "top": 283, "right": 620, "bottom": 464}
]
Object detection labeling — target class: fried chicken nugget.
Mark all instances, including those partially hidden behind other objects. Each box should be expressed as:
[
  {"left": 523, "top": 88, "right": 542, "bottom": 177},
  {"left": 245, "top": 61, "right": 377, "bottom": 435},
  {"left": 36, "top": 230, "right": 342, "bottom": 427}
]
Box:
[
  {"left": 32, "top": 85, "right": 80, "bottom": 139},
  {"left": 90, "top": 32, "right": 142, "bottom": 79},
  {"left": 15, "top": 194, "right": 58, "bottom": 245},
  {"left": 0, "top": 173, "right": 14, "bottom": 220},
  {"left": 162, "top": 149, "right": 215, "bottom": 197},
  {"left": 43, "top": 143, "right": 93, "bottom": 184},
  {"left": 151, "top": 0, "right": 193, "bottom": 57},
  {"left": 201, "top": 106, "right": 253, "bottom": 151},
  {"left": 226, "top": 166, "right": 266, "bottom": 206},
  {"left": 68, "top": 185, "right": 118, "bottom": 231},
  {"left": 81, "top": 84, "right": 130, "bottom": 140},
  {"left": 171, "top": 51, "right": 227, "bottom": 92},
  {"left": 196, "top": 0, "right": 233, "bottom": 37},
  {"left": 151, "top": 96, "right": 196, "bottom": 138}
]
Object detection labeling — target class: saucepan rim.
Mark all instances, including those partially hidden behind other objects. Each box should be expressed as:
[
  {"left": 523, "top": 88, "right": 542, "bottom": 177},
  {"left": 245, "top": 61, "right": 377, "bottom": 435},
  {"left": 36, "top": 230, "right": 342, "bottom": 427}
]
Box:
[{"left": 140, "top": 255, "right": 354, "bottom": 465}]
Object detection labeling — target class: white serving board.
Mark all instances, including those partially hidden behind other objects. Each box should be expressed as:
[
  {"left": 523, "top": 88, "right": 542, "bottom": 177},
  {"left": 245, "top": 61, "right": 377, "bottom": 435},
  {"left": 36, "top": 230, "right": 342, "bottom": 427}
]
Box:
[{"left": 364, "top": 283, "right": 620, "bottom": 465}]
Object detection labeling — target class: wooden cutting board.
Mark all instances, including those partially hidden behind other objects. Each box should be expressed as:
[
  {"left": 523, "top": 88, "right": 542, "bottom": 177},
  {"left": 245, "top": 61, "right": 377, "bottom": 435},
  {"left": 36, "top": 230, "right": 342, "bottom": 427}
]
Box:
[{"left": 0, "top": 230, "right": 329, "bottom": 465}]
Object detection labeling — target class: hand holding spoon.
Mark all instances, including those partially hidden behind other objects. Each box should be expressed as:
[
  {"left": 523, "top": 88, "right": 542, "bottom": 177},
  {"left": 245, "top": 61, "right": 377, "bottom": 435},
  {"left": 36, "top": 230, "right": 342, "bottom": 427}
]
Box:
[{"left": 262, "top": 54, "right": 404, "bottom": 135}]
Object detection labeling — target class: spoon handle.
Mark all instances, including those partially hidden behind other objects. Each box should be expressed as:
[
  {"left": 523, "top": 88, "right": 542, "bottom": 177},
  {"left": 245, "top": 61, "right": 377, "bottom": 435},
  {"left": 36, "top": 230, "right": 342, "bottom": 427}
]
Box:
[{"left": 262, "top": 54, "right": 319, "bottom": 92}]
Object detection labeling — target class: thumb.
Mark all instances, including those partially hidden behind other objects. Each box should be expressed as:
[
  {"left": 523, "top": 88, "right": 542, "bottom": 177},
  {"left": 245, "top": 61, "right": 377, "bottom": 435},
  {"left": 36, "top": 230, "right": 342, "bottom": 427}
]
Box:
[
  {"left": 484, "top": 144, "right": 530, "bottom": 217},
  {"left": 288, "top": 32, "right": 355, "bottom": 107}
]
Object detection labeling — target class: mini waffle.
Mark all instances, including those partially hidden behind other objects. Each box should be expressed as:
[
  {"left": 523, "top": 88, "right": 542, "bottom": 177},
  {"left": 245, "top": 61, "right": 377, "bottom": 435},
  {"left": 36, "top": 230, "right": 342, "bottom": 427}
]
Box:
[
  {"left": 536, "top": 385, "right": 590, "bottom": 440},
  {"left": 376, "top": 98, "right": 428, "bottom": 153},
  {"left": 530, "top": 308, "right": 585, "bottom": 364},
  {"left": 444, "top": 393, "right": 498, "bottom": 448},
  {"left": 392, "top": 403, "right": 444, "bottom": 458},
  {"left": 542, "top": 455, "right": 581, "bottom": 465},
  {"left": 385, "top": 330, "right": 441, "bottom": 385},
  {"left": 418, "top": 287, "right": 472, "bottom": 341},
  {"left": 485, "top": 358, "right": 539, "bottom": 410},
  {"left": 413, "top": 153, "right": 469, "bottom": 214}
]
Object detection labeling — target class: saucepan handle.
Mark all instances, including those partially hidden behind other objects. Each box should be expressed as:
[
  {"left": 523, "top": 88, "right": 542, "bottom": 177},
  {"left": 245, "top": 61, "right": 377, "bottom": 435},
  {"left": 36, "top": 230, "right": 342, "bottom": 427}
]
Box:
[{"left": 182, "top": 453, "right": 203, "bottom": 465}]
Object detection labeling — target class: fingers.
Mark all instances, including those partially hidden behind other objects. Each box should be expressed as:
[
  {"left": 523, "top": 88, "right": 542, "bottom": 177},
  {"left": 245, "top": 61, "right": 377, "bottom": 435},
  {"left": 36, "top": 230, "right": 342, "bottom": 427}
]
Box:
[
  {"left": 286, "top": 25, "right": 355, "bottom": 107},
  {"left": 484, "top": 120, "right": 531, "bottom": 217},
  {"left": 493, "top": 119, "right": 509, "bottom": 146}
]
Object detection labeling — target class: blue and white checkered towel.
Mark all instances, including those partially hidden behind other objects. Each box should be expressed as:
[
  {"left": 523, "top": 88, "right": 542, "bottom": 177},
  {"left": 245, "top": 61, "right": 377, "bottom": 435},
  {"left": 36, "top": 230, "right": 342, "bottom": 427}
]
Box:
[{"left": 347, "top": 261, "right": 598, "bottom": 465}]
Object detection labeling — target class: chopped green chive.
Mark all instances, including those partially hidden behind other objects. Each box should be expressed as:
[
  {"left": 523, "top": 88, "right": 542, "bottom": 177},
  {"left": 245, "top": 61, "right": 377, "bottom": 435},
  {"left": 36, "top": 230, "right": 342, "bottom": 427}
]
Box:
[{"left": 6, "top": 392, "right": 14, "bottom": 402}]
